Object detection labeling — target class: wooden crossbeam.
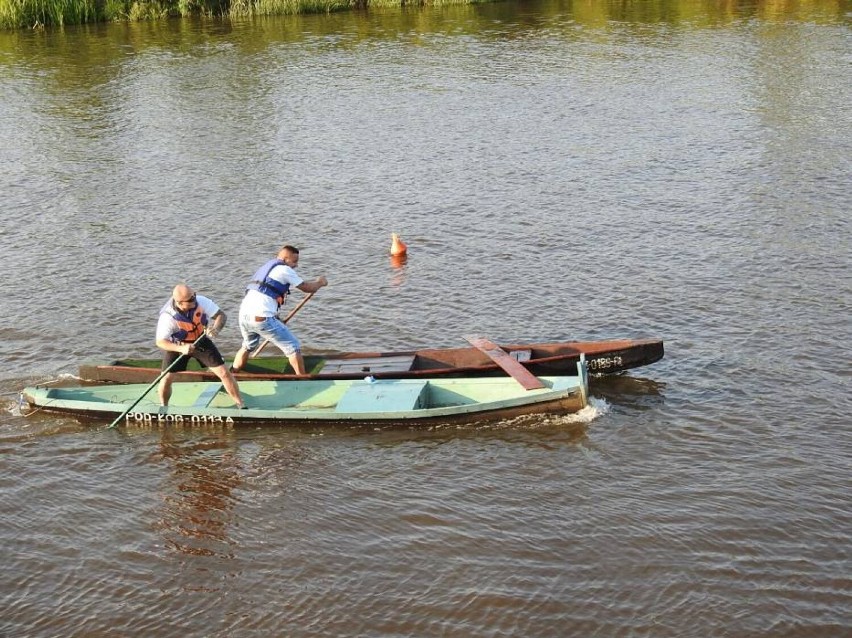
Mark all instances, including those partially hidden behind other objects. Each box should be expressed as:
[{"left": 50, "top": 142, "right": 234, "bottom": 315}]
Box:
[{"left": 464, "top": 335, "right": 545, "bottom": 390}]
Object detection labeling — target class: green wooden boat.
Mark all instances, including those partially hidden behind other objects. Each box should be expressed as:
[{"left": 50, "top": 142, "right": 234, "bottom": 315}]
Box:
[{"left": 22, "top": 361, "right": 589, "bottom": 427}]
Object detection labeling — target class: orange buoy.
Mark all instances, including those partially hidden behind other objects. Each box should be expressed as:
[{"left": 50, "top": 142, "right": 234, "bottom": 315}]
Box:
[{"left": 390, "top": 233, "right": 407, "bottom": 256}]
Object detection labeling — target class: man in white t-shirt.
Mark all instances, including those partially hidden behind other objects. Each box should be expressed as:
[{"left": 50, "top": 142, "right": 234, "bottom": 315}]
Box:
[
  {"left": 231, "top": 245, "right": 328, "bottom": 375},
  {"left": 155, "top": 284, "right": 245, "bottom": 408}
]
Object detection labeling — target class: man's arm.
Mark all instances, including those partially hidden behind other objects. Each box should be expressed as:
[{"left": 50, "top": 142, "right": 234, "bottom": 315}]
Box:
[
  {"left": 157, "top": 338, "right": 193, "bottom": 355},
  {"left": 207, "top": 310, "right": 227, "bottom": 338},
  {"left": 296, "top": 276, "right": 328, "bottom": 294},
  {"left": 156, "top": 315, "right": 191, "bottom": 354}
]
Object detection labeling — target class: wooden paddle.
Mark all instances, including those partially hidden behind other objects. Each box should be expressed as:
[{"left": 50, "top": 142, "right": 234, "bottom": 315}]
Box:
[
  {"left": 250, "top": 292, "right": 315, "bottom": 358},
  {"left": 463, "top": 335, "right": 546, "bottom": 390},
  {"left": 106, "top": 334, "right": 210, "bottom": 429}
]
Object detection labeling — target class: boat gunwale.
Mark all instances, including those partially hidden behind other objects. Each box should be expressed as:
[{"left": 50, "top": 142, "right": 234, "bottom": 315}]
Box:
[{"left": 78, "top": 338, "right": 664, "bottom": 382}]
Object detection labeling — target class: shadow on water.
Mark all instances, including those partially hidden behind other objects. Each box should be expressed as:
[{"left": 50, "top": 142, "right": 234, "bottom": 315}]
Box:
[{"left": 590, "top": 373, "right": 668, "bottom": 411}]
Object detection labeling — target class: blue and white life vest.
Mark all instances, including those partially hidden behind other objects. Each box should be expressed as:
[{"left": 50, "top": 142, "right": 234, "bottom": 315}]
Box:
[{"left": 246, "top": 259, "right": 291, "bottom": 306}]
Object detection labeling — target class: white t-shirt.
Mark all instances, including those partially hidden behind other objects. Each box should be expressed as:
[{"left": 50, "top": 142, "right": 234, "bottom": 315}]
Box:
[
  {"left": 240, "top": 264, "right": 304, "bottom": 317},
  {"left": 156, "top": 294, "right": 220, "bottom": 343}
]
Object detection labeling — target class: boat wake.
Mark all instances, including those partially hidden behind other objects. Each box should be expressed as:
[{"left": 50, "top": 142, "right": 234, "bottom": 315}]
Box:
[
  {"left": 481, "top": 396, "right": 610, "bottom": 431},
  {"left": 541, "top": 396, "right": 610, "bottom": 426}
]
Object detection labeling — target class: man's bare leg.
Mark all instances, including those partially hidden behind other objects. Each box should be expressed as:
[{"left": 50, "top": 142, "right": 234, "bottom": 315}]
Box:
[
  {"left": 210, "top": 365, "right": 245, "bottom": 408},
  {"left": 158, "top": 373, "right": 174, "bottom": 406},
  {"left": 231, "top": 346, "right": 249, "bottom": 373},
  {"left": 288, "top": 353, "right": 306, "bottom": 376}
]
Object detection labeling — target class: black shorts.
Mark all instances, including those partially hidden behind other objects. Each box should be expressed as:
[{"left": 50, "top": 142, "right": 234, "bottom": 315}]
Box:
[{"left": 162, "top": 336, "right": 225, "bottom": 372}]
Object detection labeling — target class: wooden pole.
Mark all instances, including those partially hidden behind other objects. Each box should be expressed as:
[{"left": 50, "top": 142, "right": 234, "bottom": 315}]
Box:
[{"left": 106, "top": 341, "right": 200, "bottom": 429}]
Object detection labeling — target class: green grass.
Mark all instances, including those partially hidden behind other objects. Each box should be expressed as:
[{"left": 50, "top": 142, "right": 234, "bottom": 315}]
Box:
[
  {"left": 230, "top": 0, "right": 353, "bottom": 17},
  {"left": 1, "top": 0, "right": 104, "bottom": 28},
  {"left": 0, "top": 0, "right": 494, "bottom": 28}
]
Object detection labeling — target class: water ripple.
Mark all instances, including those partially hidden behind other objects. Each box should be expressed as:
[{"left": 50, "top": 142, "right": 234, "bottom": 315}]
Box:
[{"left": 2, "top": 4, "right": 850, "bottom": 637}]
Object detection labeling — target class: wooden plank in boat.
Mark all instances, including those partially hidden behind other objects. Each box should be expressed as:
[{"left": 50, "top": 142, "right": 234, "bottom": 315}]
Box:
[
  {"left": 193, "top": 384, "right": 223, "bottom": 407},
  {"left": 464, "top": 336, "right": 545, "bottom": 390},
  {"left": 321, "top": 355, "right": 416, "bottom": 375}
]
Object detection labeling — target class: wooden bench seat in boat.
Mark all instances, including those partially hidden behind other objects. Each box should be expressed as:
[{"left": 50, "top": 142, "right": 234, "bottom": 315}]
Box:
[
  {"left": 321, "top": 355, "right": 416, "bottom": 375},
  {"left": 335, "top": 381, "right": 428, "bottom": 413}
]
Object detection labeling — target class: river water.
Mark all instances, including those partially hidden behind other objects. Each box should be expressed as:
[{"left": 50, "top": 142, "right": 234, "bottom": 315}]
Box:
[{"left": 1, "top": 1, "right": 850, "bottom": 635}]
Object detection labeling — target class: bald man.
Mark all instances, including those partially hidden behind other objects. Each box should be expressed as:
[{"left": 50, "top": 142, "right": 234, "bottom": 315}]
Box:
[{"left": 155, "top": 284, "right": 245, "bottom": 409}]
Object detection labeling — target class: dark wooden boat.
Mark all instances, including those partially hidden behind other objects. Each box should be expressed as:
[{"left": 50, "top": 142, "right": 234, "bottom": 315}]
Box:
[{"left": 78, "top": 338, "right": 663, "bottom": 384}]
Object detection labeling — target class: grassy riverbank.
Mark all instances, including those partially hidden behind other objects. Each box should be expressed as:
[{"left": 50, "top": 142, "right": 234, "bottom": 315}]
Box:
[{"left": 0, "top": 0, "right": 484, "bottom": 30}]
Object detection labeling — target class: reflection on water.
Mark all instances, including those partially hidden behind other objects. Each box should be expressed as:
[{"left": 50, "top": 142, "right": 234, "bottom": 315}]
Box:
[
  {"left": 389, "top": 253, "right": 408, "bottom": 270},
  {"left": 389, "top": 257, "right": 408, "bottom": 290},
  {"left": 591, "top": 374, "right": 667, "bottom": 410},
  {"left": 151, "top": 430, "right": 243, "bottom": 562},
  {"left": 593, "top": 374, "right": 666, "bottom": 396}
]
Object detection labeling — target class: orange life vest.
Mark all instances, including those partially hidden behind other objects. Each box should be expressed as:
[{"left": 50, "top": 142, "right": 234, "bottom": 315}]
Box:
[{"left": 166, "top": 303, "right": 209, "bottom": 343}]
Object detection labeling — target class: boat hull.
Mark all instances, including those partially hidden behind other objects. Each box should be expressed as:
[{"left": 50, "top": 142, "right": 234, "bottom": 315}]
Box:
[
  {"left": 23, "top": 371, "right": 589, "bottom": 427},
  {"left": 78, "top": 338, "right": 663, "bottom": 384}
]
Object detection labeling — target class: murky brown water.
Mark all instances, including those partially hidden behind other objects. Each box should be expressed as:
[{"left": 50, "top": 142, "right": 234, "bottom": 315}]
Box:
[{"left": 1, "top": 1, "right": 850, "bottom": 635}]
